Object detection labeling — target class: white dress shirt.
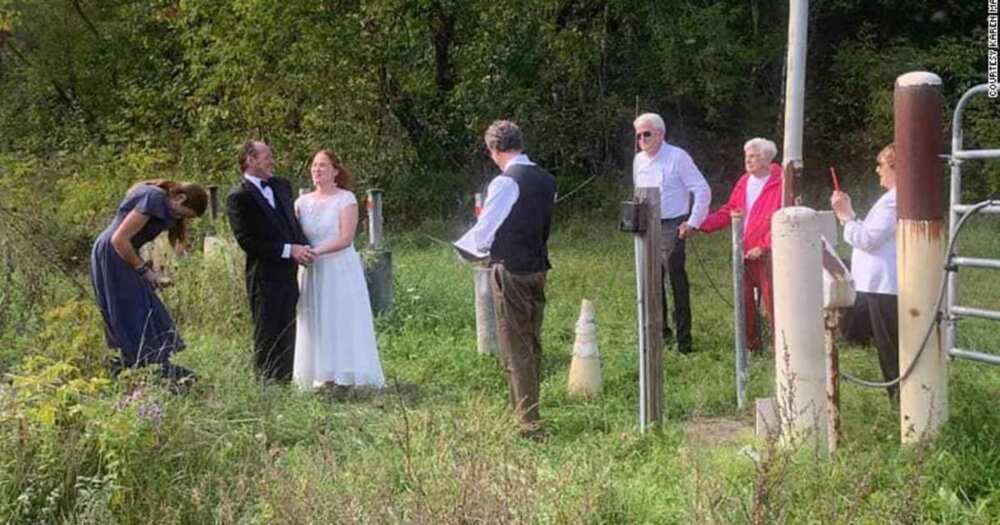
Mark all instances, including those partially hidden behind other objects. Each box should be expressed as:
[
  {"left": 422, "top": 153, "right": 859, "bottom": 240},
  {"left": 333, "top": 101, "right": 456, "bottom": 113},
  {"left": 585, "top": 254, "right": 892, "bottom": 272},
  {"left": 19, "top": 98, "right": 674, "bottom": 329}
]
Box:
[
  {"left": 244, "top": 173, "right": 276, "bottom": 208},
  {"left": 632, "top": 142, "right": 711, "bottom": 228},
  {"left": 244, "top": 173, "right": 292, "bottom": 259},
  {"left": 845, "top": 189, "right": 897, "bottom": 294},
  {"left": 454, "top": 154, "right": 535, "bottom": 258}
]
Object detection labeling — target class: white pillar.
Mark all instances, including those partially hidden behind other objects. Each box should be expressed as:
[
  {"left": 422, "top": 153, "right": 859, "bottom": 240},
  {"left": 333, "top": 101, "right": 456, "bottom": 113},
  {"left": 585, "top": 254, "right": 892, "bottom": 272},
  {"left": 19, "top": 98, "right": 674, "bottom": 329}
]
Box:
[{"left": 772, "top": 207, "right": 826, "bottom": 445}]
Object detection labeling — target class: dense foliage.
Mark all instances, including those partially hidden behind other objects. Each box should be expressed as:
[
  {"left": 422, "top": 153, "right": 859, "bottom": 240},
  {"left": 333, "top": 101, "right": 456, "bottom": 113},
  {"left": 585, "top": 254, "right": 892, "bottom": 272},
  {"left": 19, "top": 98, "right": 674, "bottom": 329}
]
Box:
[
  {"left": 1, "top": 0, "right": 997, "bottom": 222},
  {"left": 1, "top": 216, "right": 999, "bottom": 523},
  {"left": 1, "top": 3, "right": 999, "bottom": 521}
]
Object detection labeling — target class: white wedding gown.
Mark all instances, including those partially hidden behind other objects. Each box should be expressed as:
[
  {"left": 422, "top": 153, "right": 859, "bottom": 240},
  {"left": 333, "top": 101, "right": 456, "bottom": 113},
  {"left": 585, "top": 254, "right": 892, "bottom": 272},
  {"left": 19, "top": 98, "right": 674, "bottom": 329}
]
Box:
[{"left": 293, "top": 190, "right": 385, "bottom": 390}]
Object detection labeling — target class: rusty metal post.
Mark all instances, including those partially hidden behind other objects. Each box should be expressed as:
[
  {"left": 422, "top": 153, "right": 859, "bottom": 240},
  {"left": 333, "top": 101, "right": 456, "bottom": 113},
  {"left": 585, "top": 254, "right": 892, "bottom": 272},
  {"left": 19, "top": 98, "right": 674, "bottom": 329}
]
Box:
[
  {"left": 364, "top": 189, "right": 393, "bottom": 314},
  {"left": 895, "top": 71, "right": 947, "bottom": 443},
  {"left": 731, "top": 212, "right": 748, "bottom": 409},
  {"left": 824, "top": 309, "right": 841, "bottom": 455},
  {"left": 781, "top": 0, "right": 808, "bottom": 207},
  {"left": 635, "top": 187, "right": 664, "bottom": 431}
]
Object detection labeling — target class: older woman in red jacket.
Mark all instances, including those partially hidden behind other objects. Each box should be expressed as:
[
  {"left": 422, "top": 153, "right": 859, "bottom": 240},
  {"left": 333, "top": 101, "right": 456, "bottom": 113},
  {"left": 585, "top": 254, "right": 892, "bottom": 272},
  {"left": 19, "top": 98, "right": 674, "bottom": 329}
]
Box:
[{"left": 699, "top": 138, "right": 783, "bottom": 353}]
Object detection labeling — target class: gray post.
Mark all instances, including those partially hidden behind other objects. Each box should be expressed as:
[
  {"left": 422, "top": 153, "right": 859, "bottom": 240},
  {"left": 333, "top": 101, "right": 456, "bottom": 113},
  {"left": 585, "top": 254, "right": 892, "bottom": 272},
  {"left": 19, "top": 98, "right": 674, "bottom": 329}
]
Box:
[
  {"left": 635, "top": 187, "right": 664, "bottom": 431},
  {"left": 731, "top": 213, "right": 748, "bottom": 409},
  {"left": 207, "top": 185, "right": 220, "bottom": 221},
  {"left": 472, "top": 193, "right": 497, "bottom": 354},
  {"left": 364, "top": 189, "right": 393, "bottom": 314},
  {"left": 368, "top": 189, "right": 384, "bottom": 250}
]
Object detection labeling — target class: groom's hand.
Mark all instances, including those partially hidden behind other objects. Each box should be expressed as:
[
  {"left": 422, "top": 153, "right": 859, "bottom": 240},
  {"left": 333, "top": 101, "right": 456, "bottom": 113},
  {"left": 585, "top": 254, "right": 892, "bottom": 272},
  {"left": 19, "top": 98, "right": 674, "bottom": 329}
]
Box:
[{"left": 291, "top": 244, "right": 315, "bottom": 265}]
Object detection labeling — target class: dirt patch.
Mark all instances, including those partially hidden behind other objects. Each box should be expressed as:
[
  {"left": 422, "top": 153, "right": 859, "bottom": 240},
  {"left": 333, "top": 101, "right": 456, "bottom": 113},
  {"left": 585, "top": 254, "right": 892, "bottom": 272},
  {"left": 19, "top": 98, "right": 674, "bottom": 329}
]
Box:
[{"left": 684, "top": 416, "right": 754, "bottom": 446}]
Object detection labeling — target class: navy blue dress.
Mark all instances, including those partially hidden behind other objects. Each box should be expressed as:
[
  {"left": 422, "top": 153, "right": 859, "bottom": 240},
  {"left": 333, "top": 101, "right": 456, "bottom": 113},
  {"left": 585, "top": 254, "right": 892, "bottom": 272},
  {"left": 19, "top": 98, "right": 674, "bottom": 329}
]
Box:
[{"left": 90, "top": 185, "right": 185, "bottom": 369}]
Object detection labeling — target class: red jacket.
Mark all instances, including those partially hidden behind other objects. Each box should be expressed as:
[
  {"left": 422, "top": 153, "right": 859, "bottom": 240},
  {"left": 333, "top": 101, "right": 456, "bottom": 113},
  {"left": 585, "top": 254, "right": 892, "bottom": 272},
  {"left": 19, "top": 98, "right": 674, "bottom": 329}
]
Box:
[{"left": 699, "top": 163, "right": 783, "bottom": 255}]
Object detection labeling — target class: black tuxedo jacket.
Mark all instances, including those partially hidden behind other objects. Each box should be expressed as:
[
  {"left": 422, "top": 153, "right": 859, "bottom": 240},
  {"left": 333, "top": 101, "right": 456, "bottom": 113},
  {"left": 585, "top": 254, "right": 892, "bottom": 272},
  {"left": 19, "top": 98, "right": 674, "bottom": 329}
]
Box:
[{"left": 226, "top": 177, "right": 308, "bottom": 288}]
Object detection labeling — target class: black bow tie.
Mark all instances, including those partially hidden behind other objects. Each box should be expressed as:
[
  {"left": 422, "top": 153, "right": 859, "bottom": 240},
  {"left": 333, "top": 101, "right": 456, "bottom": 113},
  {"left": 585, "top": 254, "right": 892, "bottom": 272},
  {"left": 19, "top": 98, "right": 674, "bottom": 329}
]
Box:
[{"left": 260, "top": 179, "right": 273, "bottom": 190}]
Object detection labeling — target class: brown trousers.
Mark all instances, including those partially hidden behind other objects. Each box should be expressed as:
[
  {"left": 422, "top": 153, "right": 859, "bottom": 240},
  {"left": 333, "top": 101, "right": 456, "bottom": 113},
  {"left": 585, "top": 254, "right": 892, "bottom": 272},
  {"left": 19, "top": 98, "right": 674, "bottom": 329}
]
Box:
[{"left": 489, "top": 264, "right": 547, "bottom": 428}]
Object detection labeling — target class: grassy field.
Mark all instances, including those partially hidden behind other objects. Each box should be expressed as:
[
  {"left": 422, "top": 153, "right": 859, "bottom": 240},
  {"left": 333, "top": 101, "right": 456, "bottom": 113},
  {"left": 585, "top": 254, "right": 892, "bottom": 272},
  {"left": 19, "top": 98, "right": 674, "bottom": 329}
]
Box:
[{"left": 2, "top": 208, "right": 999, "bottom": 524}]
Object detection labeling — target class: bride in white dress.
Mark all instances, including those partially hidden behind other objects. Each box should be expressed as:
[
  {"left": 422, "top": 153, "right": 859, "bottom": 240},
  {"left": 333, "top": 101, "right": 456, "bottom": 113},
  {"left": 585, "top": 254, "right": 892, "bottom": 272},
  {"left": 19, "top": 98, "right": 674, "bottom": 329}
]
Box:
[{"left": 293, "top": 149, "right": 385, "bottom": 390}]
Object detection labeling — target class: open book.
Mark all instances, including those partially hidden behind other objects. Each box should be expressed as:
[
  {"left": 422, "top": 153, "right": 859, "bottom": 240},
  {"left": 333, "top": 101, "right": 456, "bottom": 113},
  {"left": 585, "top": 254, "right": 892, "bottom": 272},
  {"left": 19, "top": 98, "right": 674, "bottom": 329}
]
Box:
[{"left": 453, "top": 229, "right": 489, "bottom": 263}]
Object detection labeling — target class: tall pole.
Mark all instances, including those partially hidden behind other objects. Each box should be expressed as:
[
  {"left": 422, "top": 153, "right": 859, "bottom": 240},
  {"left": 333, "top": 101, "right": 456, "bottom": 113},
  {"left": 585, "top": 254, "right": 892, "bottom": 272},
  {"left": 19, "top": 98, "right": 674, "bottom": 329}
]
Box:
[
  {"left": 895, "top": 71, "right": 947, "bottom": 443},
  {"left": 782, "top": 0, "right": 808, "bottom": 206}
]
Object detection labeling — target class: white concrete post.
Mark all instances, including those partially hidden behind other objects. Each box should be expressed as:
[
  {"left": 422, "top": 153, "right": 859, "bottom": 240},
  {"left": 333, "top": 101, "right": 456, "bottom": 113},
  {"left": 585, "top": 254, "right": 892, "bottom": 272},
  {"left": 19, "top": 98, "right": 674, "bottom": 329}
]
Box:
[{"left": 772, "top": 207, "right": 827, "bottom": 445}]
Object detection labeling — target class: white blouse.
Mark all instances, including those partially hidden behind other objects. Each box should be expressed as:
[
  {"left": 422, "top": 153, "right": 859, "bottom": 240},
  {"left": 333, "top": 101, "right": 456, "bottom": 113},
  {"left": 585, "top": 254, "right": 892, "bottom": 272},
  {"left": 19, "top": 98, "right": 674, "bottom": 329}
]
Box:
[{"left": 845, "top": 189, "right": 897, "bottom": 294}]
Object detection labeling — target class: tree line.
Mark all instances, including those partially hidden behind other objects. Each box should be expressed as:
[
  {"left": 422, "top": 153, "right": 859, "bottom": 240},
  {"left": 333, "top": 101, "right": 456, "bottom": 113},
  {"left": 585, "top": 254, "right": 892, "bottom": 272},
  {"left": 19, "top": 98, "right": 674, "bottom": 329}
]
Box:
[{"left": 0, "top": 0, "right": 996, "bottom": 225}]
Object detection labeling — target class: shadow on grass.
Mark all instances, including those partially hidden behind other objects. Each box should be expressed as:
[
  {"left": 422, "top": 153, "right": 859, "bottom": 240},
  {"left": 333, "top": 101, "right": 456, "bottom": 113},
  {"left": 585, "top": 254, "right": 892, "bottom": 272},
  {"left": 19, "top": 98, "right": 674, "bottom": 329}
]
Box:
[{"left": 317, "top": 378, "right": 424, "bottom": 408}]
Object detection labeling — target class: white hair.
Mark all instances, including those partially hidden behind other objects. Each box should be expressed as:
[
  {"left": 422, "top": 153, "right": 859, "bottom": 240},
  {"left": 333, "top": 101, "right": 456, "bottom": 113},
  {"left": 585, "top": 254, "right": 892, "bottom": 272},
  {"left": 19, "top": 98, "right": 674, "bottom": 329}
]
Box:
[
  {"left": 743, "top": 138, "right": 778, "bottom": 161},
  {"left": 633, "top": 113, "right": 666, "bottom": 132}
]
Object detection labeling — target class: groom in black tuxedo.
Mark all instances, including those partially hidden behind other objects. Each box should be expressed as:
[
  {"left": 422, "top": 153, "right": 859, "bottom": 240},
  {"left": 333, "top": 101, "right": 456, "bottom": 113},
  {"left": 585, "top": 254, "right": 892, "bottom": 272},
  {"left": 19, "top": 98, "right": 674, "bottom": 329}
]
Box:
[{"left": 227, "top": 140, "right": 314, "bottom": 381}]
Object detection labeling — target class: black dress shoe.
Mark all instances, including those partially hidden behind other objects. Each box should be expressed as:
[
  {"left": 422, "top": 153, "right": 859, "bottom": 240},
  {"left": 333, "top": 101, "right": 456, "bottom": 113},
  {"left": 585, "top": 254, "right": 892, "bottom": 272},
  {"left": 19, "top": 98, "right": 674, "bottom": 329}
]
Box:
[{"left": 677, "top": 344, "right": 694, "bottom": 354}]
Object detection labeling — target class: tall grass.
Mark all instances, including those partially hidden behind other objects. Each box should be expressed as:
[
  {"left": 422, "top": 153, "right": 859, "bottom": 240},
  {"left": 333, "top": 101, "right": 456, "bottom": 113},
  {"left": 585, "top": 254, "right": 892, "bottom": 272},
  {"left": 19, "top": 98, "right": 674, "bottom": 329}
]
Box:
[{"left": 1, "top": 212, "right": 998, "bottom": 523}]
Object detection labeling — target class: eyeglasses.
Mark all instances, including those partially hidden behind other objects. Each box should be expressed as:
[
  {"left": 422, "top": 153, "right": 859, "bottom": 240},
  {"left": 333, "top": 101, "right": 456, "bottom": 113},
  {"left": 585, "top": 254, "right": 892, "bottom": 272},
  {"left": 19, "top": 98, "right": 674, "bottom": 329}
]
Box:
[{"left": 636, "top": 131, "right": 657, "bottom": 140}]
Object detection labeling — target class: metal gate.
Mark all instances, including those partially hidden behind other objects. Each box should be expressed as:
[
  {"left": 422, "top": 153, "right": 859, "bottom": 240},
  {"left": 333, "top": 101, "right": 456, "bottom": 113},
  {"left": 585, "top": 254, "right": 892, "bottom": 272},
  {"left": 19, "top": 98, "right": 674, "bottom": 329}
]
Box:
[{"left": 944, "top": 83, "right": 1000, "bottom": 365}]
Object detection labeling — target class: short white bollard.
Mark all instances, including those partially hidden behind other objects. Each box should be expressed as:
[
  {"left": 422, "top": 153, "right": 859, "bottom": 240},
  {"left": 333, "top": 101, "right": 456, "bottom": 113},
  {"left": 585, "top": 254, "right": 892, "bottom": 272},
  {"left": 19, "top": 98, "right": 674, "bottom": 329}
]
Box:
[
  {"left": 568, "top": 299, "right": 602, "bottom": 398},
  {"left": 772, "top": 207, "right": 827, "bottom": 446}
]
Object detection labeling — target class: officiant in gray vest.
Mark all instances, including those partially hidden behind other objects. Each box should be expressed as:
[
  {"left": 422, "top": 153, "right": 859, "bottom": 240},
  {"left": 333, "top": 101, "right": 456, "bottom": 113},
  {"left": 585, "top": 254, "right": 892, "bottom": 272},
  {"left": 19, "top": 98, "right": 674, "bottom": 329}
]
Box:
[{"left": 455, "top": 120, "right": 556, "bottom": 440}]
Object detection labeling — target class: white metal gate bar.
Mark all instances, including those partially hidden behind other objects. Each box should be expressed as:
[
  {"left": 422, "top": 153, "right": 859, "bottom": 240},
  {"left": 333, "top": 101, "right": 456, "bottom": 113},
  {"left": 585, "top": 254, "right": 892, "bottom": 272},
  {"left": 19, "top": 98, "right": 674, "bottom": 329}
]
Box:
[{"left": 945, "top": 84, "right": 1000, "bottom": 366}]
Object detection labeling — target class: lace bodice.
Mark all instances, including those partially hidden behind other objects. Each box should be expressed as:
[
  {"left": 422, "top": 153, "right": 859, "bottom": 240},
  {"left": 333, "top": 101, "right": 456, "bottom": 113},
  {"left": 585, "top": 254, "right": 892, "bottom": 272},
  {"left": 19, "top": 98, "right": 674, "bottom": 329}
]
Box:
[{"left": 295, "top": 190, "right": 358, "bottom": 246}]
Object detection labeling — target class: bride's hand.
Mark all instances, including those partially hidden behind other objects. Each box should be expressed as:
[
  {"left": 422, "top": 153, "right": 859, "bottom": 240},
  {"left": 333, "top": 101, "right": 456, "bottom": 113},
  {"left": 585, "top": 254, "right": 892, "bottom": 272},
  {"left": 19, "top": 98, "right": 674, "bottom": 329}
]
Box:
[{"left": 143, "top": 268, "right": 165, "bottom": 289}]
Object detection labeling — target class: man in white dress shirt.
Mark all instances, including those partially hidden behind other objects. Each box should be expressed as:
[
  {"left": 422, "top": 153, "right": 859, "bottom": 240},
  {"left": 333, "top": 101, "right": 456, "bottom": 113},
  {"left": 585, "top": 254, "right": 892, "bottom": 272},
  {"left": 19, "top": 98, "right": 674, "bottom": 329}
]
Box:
[
  {"left": 632, "top": 113, "right": 711, "bottom": 354},
  {"left": 455, "top": 120, "right": 556, "bottom": 439}
]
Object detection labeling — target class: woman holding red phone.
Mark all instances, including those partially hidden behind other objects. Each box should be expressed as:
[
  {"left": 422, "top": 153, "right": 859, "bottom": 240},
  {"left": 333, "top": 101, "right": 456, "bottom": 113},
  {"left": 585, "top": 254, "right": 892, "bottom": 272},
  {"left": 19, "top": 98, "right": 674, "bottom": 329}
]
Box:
[{"left": 831, "top": 144, "right": 899, "bottom": 400}]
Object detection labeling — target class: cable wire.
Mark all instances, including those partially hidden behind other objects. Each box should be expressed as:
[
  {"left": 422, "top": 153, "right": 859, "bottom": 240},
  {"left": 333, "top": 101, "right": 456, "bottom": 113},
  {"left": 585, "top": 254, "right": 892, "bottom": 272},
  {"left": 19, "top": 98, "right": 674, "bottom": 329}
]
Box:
[{"left": 841, "top": 199, "right": 995, "bottom": 388}]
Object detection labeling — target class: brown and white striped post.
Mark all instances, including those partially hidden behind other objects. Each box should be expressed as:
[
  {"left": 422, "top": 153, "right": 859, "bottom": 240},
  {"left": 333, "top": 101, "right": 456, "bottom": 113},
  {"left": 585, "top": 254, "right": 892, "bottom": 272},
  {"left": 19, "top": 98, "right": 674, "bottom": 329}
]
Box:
[{"left": 895, "top": 71, "right": 947, "bottom": 443}]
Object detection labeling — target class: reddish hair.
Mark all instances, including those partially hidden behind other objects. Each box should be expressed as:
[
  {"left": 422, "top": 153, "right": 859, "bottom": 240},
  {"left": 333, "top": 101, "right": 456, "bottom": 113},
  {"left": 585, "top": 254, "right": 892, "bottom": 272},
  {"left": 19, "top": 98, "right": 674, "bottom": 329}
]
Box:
[
  {"left": 129, "top": 179, "right": 208, "bottom": 248},
  {"left": 878, "top": 143, "right": 896, "bottom": 168},
  {"left": 313, "top": 149, "right": 354, "bottom": 190}
]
